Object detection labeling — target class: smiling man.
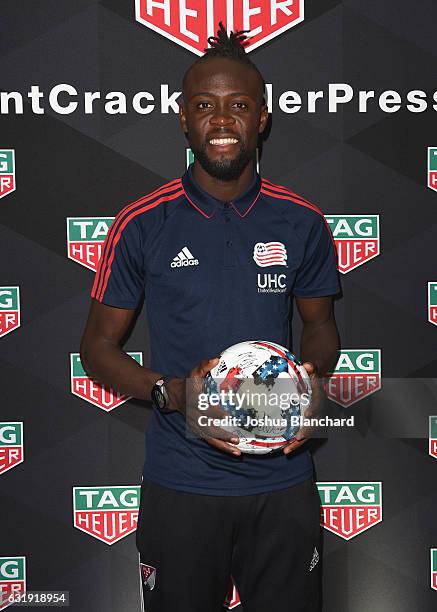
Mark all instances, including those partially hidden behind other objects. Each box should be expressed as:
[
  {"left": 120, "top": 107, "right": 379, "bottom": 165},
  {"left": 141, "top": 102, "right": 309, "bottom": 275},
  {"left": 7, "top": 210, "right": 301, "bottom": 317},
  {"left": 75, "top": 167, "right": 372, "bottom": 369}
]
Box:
[{"left": 80, "top": 23, "right": 340, "bottom": 612}]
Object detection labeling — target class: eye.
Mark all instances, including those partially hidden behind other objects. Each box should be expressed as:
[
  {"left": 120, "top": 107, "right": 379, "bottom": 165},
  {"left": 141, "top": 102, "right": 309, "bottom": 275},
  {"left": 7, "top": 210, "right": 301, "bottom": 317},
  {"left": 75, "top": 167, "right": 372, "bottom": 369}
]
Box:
[
  {"left": 197, "top": 102, "right": 213, "bottom": 109},
  {"left": 232, "top": 102, "right": 248, "bottom": 109}
]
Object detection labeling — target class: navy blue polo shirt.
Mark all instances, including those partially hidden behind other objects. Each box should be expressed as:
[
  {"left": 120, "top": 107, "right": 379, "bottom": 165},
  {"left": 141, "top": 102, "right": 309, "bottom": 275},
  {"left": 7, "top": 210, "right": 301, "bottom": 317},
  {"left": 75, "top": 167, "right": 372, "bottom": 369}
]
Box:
[{"left": 91, "top": 164, "right": 340, "bottom": 495}]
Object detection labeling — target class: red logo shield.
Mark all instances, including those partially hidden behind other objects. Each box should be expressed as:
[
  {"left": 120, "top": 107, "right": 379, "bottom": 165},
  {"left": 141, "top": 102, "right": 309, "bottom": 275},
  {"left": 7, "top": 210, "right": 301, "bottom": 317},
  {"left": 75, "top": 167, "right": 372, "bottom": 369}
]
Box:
[
  {"left": 429, "top": 416, "right": 437, "bottom": 460},
  {"left": 318, "top": 482, "right": 382, "bottom": 541},
  {"left": 224, "top": 578, "right": 241, "bottom": 609},
  {"left": 140, "top": 564, "right": 156, "bottom": 591},
  {"left": 70, "top": 352, "right": 143, "bottom": 411},
  {"left": 135, "top": 0, "right": 304, "bottom": 56}
]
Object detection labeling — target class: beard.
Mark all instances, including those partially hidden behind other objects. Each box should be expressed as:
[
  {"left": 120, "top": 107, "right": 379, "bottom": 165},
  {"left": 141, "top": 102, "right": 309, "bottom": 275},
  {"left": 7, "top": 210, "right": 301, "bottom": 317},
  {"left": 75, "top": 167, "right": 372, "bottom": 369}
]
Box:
[{"left": 190, "top": 140, "right": 256, "bottom": 182}]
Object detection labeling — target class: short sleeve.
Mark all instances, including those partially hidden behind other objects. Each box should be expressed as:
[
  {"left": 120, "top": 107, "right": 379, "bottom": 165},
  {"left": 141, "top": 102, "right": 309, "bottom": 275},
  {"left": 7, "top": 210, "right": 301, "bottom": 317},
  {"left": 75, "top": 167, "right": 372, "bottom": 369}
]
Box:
[
  {"left": 293, "top": 214, "right": 340, "bottom": 298},
  {"left": 91, "top": 217, "right": 145, "bottom": 308}
]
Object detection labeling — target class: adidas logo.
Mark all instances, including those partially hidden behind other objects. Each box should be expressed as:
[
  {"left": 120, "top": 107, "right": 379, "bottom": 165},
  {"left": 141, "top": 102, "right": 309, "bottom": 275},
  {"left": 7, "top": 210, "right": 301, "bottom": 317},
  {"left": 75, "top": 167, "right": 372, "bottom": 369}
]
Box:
[
  {"left": 309, "top": 547, "right": 319, "bottom": 572},
  {"left": 171, "top": 247, "right": 199, "bottom": 268}
]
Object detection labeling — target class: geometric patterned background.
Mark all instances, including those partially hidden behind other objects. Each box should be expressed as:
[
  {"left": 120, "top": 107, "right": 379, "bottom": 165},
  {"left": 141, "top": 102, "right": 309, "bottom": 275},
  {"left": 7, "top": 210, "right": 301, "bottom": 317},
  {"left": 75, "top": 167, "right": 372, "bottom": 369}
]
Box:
[{"left": 1, "top": 1, "right": 437, "bottom": 610}]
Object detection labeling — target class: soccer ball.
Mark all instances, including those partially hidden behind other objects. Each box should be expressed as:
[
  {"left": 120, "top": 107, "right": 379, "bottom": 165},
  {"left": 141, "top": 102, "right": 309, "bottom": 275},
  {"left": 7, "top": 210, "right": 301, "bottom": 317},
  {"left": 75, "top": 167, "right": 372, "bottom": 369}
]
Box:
[{"left": 203, "top": 340, "right": 312, "bottom": 455}]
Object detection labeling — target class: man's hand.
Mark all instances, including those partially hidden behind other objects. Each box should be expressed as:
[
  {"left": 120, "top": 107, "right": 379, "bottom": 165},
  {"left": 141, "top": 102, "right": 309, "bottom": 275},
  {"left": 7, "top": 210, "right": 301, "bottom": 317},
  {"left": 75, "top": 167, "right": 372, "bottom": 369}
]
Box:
[
  {"left": 167, "top": 358, "right": 242, "bottom": 457},
  {"left": 283, "top": 361, "right": 321, "bottom": 455}
]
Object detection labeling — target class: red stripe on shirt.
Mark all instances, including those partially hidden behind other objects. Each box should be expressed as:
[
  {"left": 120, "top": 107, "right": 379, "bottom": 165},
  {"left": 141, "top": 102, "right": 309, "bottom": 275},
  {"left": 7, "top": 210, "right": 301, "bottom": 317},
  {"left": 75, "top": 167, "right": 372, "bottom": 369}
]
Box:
[
  {"left": 262, "top": 179, "right": 317, "bottom": 209},
  {"left": 92, "top": 182, "right": 183, "bottom": 301},
  {"left": 260, "top": 186, "right": 335, "bottom": 247},
  {"left": 92, "top": 179, "right": 181, "bottom": 301}
]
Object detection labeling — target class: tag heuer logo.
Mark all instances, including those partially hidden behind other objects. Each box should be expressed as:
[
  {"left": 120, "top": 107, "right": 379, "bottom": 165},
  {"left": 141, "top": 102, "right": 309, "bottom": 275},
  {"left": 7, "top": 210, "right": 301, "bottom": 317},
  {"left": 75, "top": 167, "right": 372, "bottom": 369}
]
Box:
[
  {"left": 0, "top": 150, "right": 16, "bottom": 201},
  {"left": 186, "top": 148, "right": 195, "bottom": 168},
  {"left": 428, "top": 147, "right": 437, "bottom": 192},
  {"left": 70, "top": 352, "right": 143, "bottom": 411},
  {"left": 135, "top": 1, "right": 304, "bottom": 56},
  {"left": 0, "top": 557, "right": 26, "bottom": 611},
  {"left": 140, "top": 564, "right": 156, "bottom": 591},
  {"left": 429, "top": 417, "right": 437, "bottom": 460},
  {"left": 73, "top": 486, "right": 140, "bottom": 545},
  {"left": 0, "top": 287, "right": 20, "bottom": 339},
  {"left": 325, "top": 215, "right": 380, "bottom": 274},
  {"left": 67, "top": 218, "right": 114, "bottom": 272},
  {"left": 428, "top": 282, "right": 437, "bottom": 326},
  {"left": 0, "top": 423, "right": 24, "bottom": 476},
  {"left": 317, "top": 482, "right": 382, "bottom": 540},
  {"left": 431, "top": 549, "right": 437, "bottom": 591},
  {"left": 224, "top": 578, "right": 241, "bottom": 610},
  {"left": 325, "top": 349, "right": 381, "bottom": 407}
]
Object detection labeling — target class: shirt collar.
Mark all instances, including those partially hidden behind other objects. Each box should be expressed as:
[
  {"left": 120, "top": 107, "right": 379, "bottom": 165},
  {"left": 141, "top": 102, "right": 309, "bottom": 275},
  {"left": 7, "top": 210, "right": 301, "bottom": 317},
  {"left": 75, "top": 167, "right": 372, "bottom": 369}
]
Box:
[{"left": 182, "top": 163, "right": 261, "bottom": 219}]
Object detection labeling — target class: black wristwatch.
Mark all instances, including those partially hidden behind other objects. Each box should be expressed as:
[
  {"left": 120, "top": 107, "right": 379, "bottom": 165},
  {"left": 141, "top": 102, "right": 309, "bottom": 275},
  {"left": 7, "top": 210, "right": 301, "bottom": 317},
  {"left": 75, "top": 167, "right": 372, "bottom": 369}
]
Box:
[{"left": 151, "top": 377, "right": 171, "bottom": 412}]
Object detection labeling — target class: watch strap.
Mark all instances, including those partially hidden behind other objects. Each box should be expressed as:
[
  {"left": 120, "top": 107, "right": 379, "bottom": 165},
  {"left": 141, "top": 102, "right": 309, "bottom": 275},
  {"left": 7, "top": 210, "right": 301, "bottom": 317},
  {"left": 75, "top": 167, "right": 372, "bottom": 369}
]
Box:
[{"left": 151, "top": 376, "right": 172, "bottom": 412}]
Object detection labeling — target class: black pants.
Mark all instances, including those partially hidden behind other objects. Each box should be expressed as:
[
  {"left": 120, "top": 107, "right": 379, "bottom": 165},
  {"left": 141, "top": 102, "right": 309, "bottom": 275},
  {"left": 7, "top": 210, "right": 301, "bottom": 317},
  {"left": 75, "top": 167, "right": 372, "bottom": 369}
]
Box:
[{"left": 136, "top": 478, "right": 322, "bottom": 612}]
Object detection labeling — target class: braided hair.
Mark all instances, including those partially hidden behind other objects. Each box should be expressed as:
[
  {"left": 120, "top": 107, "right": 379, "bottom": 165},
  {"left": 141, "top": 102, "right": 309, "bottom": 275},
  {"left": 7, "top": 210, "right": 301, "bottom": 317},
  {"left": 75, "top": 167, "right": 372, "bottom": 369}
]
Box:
[
  {"left": 182, "top": 22, "right": 266, "bottom": 101},
  {"left": 204, "top": 21, "right": 250, "bottom": 60}
]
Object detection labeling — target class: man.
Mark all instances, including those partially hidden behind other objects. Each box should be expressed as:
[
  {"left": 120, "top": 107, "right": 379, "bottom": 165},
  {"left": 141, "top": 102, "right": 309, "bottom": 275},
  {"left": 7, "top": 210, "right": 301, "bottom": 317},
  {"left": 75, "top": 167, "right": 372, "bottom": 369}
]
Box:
[{"left": 80, "top": 23, "right": 340, "bottom": 612}]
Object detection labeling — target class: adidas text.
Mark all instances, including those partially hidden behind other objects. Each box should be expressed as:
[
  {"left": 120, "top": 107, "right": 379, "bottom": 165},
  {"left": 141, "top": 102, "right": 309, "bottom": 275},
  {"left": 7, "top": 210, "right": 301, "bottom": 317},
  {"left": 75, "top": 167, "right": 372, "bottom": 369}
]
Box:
[{"left": 171, "top": 258, "right": 199, "bottom": 268}]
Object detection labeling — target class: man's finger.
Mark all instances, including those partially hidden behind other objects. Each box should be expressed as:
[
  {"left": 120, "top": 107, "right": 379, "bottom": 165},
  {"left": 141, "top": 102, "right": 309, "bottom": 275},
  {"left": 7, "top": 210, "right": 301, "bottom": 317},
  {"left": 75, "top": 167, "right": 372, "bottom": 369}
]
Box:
[
  {"left": 191, "top": 357, "right": 220, "bottom": 379},
  {"left": 206, "top": 437, "right": 241, "bottom": 456},
  {"left": 302, "top": 361, "right": 315, "bottom": 375},
  {"left": 190, "top": 418, "right": 239, "bottom": 444},
  {"left": 283, "top": 437, "right": 307, "bottom": 455}
]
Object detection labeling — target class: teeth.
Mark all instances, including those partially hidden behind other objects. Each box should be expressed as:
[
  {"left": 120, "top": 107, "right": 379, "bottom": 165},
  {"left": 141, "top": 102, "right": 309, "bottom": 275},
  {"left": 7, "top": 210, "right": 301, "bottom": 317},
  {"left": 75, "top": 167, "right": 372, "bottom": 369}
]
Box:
[{"left": 209, "top": 138, "right": 239, "bottom": 145}]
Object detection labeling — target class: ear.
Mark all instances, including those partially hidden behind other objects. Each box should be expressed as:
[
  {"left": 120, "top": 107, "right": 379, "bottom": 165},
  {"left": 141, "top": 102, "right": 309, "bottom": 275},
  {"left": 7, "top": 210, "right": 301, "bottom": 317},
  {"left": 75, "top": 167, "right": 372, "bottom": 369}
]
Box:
[
  {"left": 179, "top": 102, "right": 188, "bottom": 134},
  {"left": 258, "top": 102, "right": 269, "bottom": 134}
]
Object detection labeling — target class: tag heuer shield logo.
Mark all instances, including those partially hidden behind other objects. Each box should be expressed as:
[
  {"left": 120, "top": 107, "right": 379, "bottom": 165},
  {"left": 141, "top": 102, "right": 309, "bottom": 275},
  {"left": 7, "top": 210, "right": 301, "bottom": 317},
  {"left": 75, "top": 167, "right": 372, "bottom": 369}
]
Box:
[
  {"left": 135, "top": 1, "right": 304, "bottom": 56},
  {"left": 317, "top": 482, "right": 382, "bottom": 540},
  {"left": 428, "top": 282, "right": 437, "bottom": 326},
  {"left": 140, "top": 564, "right": 156, "bottom": 591},
  {"left": 429, "top": 417, "right": 437, "bottom": 460},
  {"left": 70, "top": 352, "right": 143, "bottom": 411},
  {"left": 0, "top": 557, "right": 26, "bottom": 611},
  {"left": 67, "top": 218, "right": 114, "bottom": 272},
  {"left": 73, "top": 486, "right": 140, "bottom": 545},
  {"left": 325, "top": 349, "right": 381, "bottom": 407},
  {"left": 325, "top": 215, "right": 380, "bottom": 274},
  {"left": 431, "top": 549, "right": 437, "bottom": 591},
  {"left": 224, "top": 578, "right": 241, "bottom": 610},
  {"left": 0, "top": 150, "right": 16, "bottom": 201},
  {"left": 428, "top": 147, "right": 437, "bottom": 192},
  {"left": 0, "top": 287, "right": 20, "bottom": 339},
  {"left": 0, "top": 423, "right": 24, "bottom": 476}
]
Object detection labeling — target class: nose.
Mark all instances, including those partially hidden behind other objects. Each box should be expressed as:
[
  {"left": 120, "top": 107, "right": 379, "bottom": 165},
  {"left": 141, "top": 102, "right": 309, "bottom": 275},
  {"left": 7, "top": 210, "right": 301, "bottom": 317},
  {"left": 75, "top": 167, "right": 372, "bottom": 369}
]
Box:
[{"left": 209, "top": 105, "right": 235, "bottom": 126}]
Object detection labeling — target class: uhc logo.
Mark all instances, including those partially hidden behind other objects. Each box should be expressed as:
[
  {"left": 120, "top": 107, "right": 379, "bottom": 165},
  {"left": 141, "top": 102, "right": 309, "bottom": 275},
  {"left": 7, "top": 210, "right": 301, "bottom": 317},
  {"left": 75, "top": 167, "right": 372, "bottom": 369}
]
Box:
[
  {"left": 135, "top": 1, "right": 304, "bottom": 56},
  {"left": 67, "top": 218, "right": 114, "bottom": 272},
  {"left": 0, "top": 557, "right": 26, "bottom": 611},
  {"left": 317, "top": 482, "right": 382, "bottom": 540},
  {"left": 325, "top": 215, "right": 380, "bottom": 274},
  {"left": 73, "top": 486, "right": 140, "bottom": 545}
]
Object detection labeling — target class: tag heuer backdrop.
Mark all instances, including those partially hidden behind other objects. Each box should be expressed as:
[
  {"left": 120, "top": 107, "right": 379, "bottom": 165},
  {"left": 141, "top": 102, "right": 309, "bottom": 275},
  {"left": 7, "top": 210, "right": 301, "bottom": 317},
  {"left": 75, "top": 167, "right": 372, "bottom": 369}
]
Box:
[{"left": 1, "top": 1, "right": 437, "bottom": 611}]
